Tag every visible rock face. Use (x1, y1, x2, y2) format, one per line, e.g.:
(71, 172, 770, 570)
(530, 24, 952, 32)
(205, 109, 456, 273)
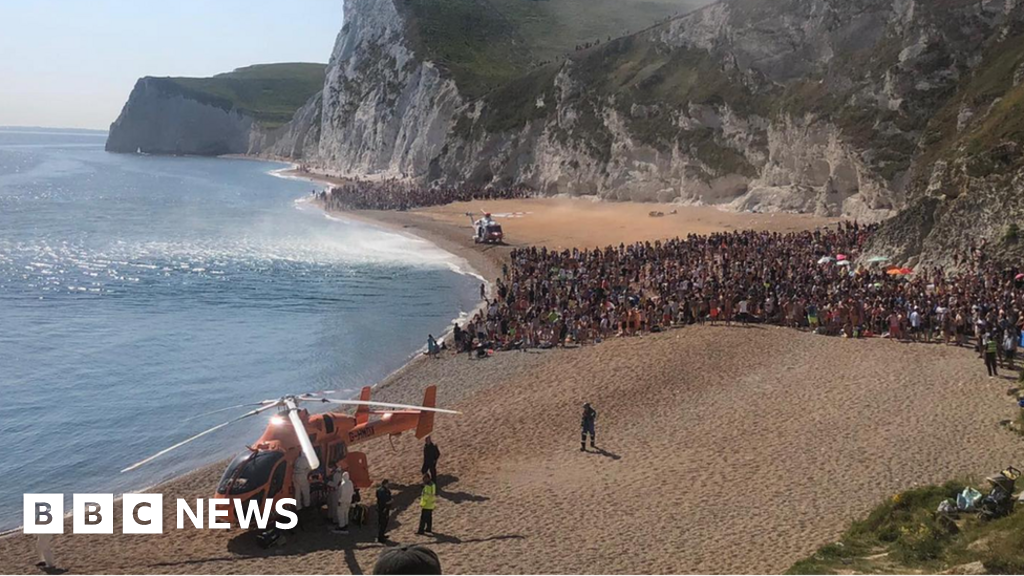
(271, 0, 1023, 233)
(106, 78, 256, 155)
(106, 63, 327, 156)
(111, 0, 1024, 261)
(312, 0, 463, 178)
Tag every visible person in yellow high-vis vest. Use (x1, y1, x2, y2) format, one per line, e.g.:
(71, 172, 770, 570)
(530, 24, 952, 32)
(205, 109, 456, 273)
(984, 332, 999, 378)
(416, 473, 436, 535)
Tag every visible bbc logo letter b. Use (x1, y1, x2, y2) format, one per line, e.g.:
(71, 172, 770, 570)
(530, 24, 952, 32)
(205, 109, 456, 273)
(73, 494, 114, 534)
(23, 494, 63, 534)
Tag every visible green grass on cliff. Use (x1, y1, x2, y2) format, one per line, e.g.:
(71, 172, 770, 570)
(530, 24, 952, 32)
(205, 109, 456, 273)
(788, 480, 1024, 575)
(394, 0, 710, 99)
(151, 63, 326, 130)
(912, 29, 1024, 185)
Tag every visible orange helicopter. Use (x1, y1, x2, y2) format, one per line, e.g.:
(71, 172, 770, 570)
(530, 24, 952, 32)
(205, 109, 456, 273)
(122, 385, 457, 522)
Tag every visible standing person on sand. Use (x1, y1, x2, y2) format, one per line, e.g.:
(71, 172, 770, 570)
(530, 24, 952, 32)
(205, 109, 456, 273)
(376, 479, 393, 544)
(984, 332, 999, 378)
(581, 402, 597, 452)
(327, 466, 342, 525)
(422, 436, 440, 484)
(1002, 328, 1017, 371)
(293, 456, 312, 510)
(416, 473, 437, 535)
(35, 534, 55, 571)
(334, 471, 354, 534)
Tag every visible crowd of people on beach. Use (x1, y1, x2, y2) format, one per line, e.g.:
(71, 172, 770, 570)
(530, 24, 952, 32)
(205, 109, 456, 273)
(314, 180, 534, 211)
(449, 222, 1024, 376)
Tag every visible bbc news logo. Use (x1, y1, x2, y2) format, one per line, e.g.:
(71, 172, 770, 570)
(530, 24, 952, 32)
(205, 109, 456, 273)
(23, 494, 297, 534)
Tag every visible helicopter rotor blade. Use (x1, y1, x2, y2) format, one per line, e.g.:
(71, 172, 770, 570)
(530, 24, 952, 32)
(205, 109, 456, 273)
(185, 400, 277, 421)
(305, 398, 461, 415)
(121, 403, 280, 473)
(284, 399, 320, 470)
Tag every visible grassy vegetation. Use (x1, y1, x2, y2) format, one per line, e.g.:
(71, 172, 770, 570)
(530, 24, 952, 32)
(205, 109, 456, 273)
(394, 0, 709, 99)
(472, 63, 561, 134)
(911, 29, 1024, 182)
(153, 63, 326, 130)
(788, 480, 1024, 575)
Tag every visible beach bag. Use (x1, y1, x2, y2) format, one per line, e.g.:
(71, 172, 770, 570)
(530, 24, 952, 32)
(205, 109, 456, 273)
(350, 503, 367, 526)
(936, 498, 957, 515)
(256, 527, 284, 549)
(957, 487, 983, 511)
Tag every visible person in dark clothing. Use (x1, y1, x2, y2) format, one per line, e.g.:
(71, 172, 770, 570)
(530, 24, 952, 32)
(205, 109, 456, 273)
(376, 479, 393, 543)
(453, 324, 463, 354)
(581, 402, 597, 452)
(422, 437, 440, 483)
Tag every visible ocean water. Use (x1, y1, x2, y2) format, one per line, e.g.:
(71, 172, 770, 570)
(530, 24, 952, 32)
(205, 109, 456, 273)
(0, 128, 480, 529)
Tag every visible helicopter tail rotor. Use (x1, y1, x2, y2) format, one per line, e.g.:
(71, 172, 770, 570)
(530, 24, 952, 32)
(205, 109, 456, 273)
(415, 385, 437, 439)
(355, 386, 371, 426)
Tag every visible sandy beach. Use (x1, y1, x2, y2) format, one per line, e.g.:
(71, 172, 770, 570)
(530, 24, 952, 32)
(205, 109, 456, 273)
(3, 196, 1021, 574)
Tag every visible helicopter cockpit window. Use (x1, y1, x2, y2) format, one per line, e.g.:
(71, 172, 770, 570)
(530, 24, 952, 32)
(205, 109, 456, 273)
(217, 450, 284, 495)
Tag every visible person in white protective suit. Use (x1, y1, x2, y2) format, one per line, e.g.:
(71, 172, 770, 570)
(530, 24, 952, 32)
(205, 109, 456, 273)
(327, 466, 343, 524)
(35, 534, 55, 570)
(292, 456, 312, 510)
(334, 471, 355, 534)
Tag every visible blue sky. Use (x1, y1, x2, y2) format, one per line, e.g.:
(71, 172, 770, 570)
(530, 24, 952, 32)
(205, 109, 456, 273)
(0, 1, 343, 130)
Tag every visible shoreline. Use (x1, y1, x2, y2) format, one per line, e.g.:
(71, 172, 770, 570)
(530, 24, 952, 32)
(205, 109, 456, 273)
(4, 168, 1023, 573)
(0, 160, 498, 536)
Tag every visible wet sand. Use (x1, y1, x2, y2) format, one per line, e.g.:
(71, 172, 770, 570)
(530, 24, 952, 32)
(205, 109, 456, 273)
(2, 197, 1019, 574)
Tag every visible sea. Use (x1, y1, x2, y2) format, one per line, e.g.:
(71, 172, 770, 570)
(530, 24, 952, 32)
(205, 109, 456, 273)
(0, 128, 481, 530)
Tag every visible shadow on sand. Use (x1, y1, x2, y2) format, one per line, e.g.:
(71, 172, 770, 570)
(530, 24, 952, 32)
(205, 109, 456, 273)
(151, 475, 499, 574)
(584, 446, 622, 460)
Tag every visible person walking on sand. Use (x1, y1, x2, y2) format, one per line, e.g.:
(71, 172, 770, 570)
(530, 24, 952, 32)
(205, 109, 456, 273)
(984, 332, 999, 378)
(416, 473, 437, 535)
(35, 534, 55, 571)
(581, 402, 597, 451)
(376, 479, 393, 543)
(422, 436, 440, 484)
(293, 456, 312, 510)
(334, 471, 354, 534)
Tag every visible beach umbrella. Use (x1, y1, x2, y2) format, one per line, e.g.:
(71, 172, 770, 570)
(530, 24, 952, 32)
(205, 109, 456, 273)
(836, 260, 851, 266)
(817, 256, 834, 264)
(836, 254, 847, 261)
(866, 255, 890, 263)
(1016, 273, 1024, 281)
